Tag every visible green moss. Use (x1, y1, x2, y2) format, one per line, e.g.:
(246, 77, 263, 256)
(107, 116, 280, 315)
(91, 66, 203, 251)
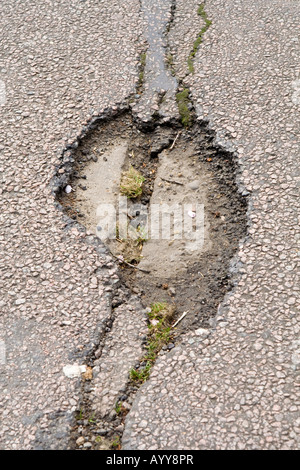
(140, 52, 147, 67)
(115, 401, 122, 415)
(139, 71, 144, 83)
(176, 88, 193, 127)
(188, 3, 212, 74)
(166, 52, 176, 76)
(138, 52, 147, 88)
(129, 303, 175, 384)
(111, 435, 121, 449)
(187, 57, 194, 74)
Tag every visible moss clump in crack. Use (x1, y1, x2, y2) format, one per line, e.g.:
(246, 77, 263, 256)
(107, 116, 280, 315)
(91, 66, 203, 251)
(115, 401, 122, 415)
(111, 435, 121, 450)
(176, 88, 193, 128)
(188, 3, 212, 74)
(129, 302, 175, 384)
(140, 52, 147, 68)
(166, 52, 176, 77)
(138, 52, 147, 89)
(115, 400, 130, 419)
(120, 166, 145, 199)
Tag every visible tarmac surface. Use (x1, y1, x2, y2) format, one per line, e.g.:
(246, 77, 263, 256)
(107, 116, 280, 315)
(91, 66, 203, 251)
(0, 0, 299, 450)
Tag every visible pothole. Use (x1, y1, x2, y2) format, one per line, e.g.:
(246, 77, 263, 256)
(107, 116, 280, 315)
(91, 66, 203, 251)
(55, 108, 247, 336)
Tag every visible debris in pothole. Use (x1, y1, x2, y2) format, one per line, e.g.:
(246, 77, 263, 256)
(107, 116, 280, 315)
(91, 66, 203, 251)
(64, 185, 72, 194)
(172, 310, 188, 329)
(187, 210, 196, 218)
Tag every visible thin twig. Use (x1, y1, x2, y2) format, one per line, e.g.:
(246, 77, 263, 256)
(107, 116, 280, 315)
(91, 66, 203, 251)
(171, 311, 188, 328)
(110, 252, 150, 273)
(160, 177, 184, 186)
(122, 260, 150, 273)
(170, 131, 181, 150)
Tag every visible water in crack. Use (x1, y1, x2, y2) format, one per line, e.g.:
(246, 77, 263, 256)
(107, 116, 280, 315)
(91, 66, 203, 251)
(142, 0, 177, 92)
(135, 0, 178, 122)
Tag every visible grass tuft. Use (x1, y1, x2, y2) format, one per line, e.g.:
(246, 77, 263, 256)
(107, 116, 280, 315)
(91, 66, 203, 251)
(176, 88, 193, 128)
(120, 166, 145, 199)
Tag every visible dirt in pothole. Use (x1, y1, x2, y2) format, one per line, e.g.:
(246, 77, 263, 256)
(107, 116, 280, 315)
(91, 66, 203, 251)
(57, 110, 247, 335)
